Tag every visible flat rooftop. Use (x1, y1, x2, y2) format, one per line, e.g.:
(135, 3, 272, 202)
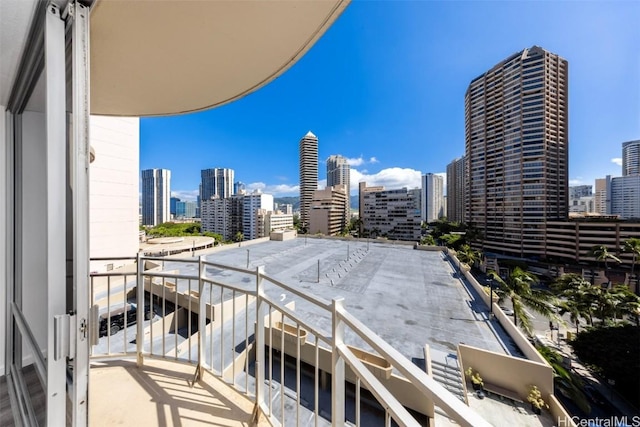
(163, 237, 516, 362)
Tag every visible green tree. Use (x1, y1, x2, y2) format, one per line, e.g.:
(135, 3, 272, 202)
(489, 267, 557, 335)
(202, 231, 223, 244)
(420, 235, 435, 246)
(570, 325, 640, 406)
(464, 223, 484, 244)
(456, 244, 480, 267)
(440, 233, 464, 250)
(536, 345, 591, 415)
(588, 245, 621, 286)
(608, 284, 640, 325)
(234, 231, 244, 242)
(552, 274, 595, 331)
(623, 237, 640, 294)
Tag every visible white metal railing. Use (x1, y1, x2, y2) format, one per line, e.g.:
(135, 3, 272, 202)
(89, 254, 489, 427)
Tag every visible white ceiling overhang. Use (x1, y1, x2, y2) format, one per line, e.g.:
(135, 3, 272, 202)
(90, 0, 349, 117)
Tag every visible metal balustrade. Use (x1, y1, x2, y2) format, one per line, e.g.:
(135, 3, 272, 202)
(89, 255, 489, 427)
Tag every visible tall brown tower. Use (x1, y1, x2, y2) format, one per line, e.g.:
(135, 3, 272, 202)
(465, 46, 568, 258)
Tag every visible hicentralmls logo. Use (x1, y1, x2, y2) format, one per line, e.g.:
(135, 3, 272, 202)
(557, 416, 640, 427)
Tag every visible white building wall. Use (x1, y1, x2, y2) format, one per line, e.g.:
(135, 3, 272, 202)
(243, 193, 274, 240)
(611, 175, 640, 219)
(89, 116, 140, 271)
(422, 173, 443, 223)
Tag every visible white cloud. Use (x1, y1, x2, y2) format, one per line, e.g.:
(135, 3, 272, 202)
(171, 189, 199, 201)
(351, 167, 422, 192)
(246, 182, 299, 196)
(346, 156, 379, 167)
(569, 178, 584, 186)
(611, 157, 622, 166)
(346, 156, 366, 167)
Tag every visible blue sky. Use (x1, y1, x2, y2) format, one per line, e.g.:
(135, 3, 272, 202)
(140, 1, 640, 201)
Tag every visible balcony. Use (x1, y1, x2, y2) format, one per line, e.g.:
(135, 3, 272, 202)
(86, 253, 486, 427)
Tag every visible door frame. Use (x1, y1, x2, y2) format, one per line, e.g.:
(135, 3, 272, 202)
(4, 2, 91, 425)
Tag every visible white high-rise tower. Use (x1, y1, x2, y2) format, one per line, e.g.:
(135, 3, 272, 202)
(299, 131, 318, 229)
(141, 168, 171, 226)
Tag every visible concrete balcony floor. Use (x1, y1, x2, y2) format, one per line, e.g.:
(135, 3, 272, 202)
(90, 359, 271, 426)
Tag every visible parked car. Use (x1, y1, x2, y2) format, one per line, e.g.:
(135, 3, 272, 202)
(99, 303, 153, 336)
(499, 306, 514, 316)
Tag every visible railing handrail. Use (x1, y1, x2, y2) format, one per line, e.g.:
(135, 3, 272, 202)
(90, 256, 137, 262)
(260, 293, 332, 346)
(334, 303, 491, 427)
(90, 254, 489, 427)
(261, 274, 332, 311)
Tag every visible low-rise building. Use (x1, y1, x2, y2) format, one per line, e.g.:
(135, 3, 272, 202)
(257, 209, 294, 237)
(360, 184, 421, 241)
(309, 185, 348, 236)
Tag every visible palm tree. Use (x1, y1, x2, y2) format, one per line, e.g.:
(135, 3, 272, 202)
(588, 245, 621, 286)
(623, 237, 640, 294)
(456, 244, 480, 267)
(551, 274, 594, 332)
(488, 267, 557, 335)
(608, 284, 640, 325)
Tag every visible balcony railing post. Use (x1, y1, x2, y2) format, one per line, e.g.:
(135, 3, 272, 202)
(197, 255, 205, 380)
(136, 252, 144, 367)
(255, 265, 266, 408)
(331, 298, 345, 427)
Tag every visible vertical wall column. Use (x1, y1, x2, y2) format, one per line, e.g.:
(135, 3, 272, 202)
(331, 298, 345, 426)
(44, 3, 67, 424)
(255, 265, 266, 412)
(70, 2, 91, 426)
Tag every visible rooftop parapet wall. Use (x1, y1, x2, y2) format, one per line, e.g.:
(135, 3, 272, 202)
(445, 249, 548, 365)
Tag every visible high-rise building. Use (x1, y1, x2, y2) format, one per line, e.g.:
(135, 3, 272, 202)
(569, 185, 592, 199)
(465, 46, 568, 258)
(275, 203, 293, 215)
(326, 154, 350, 210)
(622, 140, 640, 176)
(201, 195, 244, 241)
(359, 181, 384, 236)
(421, 173, 444, 223)
(176, 201, 197, 218)
(446, 157, 466, 223)
(360, 184, 421, 241)
(200, 168, 234, 205)
(141, 168, 171, 226)
(243, 191, 274, 240)
(309, 185, 348, 236)
(170, 197, 180, 216)
(234, 181, 246, 195)
(594, 177, 610, 215)
(606, 175, 640, 220)
(326, 155, 350, 188)
(569, 185, 594, 214)
(299, 131, 318, 230)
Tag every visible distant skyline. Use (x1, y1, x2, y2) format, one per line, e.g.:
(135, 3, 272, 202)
(140, 1, 639, 201)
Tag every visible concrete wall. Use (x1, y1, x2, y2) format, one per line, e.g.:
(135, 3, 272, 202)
(446, 249, 547, 365)
(89, 116, 140, 272)
(414, 245, 446, 251)
(458, 344, 553, 403)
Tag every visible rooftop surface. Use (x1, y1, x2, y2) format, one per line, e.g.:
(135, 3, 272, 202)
(164, 237, 515, 363)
